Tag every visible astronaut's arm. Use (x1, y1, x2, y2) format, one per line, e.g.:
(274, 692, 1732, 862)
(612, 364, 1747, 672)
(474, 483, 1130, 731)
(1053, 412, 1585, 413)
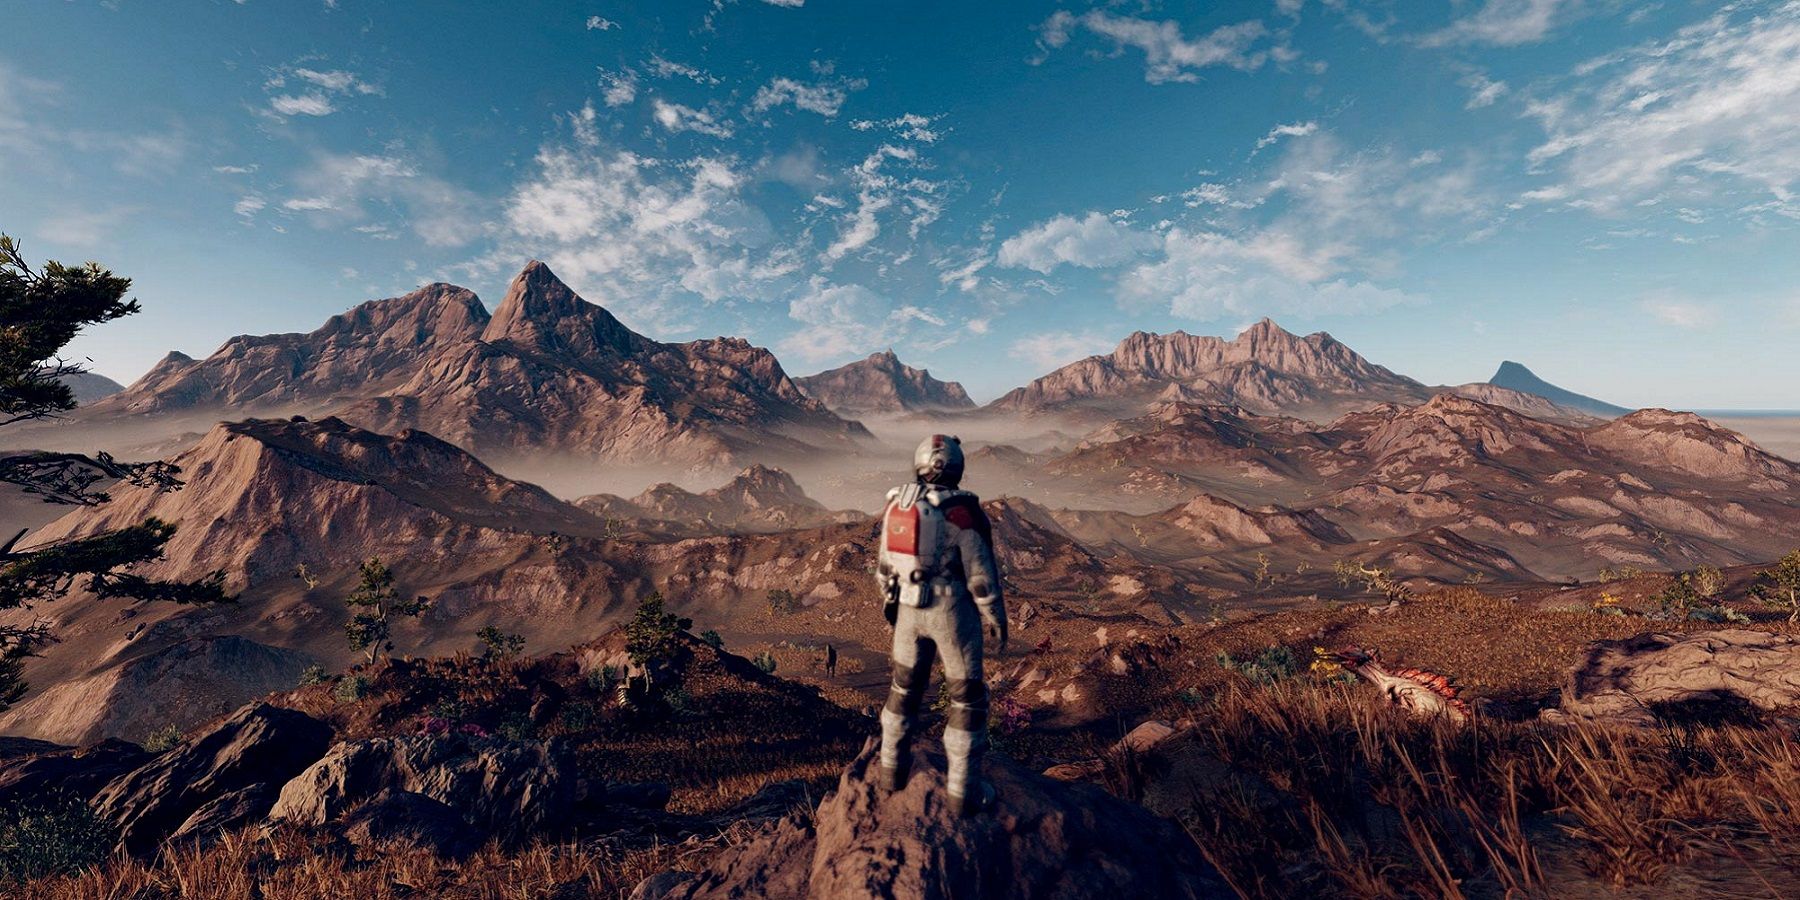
(948, 499, 1006, 648)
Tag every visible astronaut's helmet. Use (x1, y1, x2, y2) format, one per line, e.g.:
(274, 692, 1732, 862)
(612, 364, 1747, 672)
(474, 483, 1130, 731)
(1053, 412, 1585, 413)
(913, 434, 965, 488)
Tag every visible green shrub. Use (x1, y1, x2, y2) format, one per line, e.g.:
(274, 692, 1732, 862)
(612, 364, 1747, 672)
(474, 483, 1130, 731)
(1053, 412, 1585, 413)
(476, 625, 526, 660)
(1217, 645, 1301, 685)
(142, 723, 182, 753)
(752, 651, 778, 674)
(0, 795, 114, 884)
(332, 674, 370, 703)
(699, 629, 724, 650)
(297, 664, 329, 687)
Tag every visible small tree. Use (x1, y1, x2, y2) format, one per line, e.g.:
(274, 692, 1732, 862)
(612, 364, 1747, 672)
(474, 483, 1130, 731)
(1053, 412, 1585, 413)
(1652, 572, 1704, 619)
(0, 235, 231, 712)
(1751, 551, 1800, 623)
(343, 558, 430, 665)
(623, 592, 690, 689)
(476, 625, 525, 660)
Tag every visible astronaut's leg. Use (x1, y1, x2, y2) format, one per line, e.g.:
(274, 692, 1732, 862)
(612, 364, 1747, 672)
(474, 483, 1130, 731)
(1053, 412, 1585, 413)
(878, 605, 936, 792)
(934, 598, 989, 816)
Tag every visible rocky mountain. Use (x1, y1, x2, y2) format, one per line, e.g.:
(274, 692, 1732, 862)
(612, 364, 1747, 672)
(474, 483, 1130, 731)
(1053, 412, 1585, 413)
(60, 371, 125, 405)
(1488, 360, 1629, 418)
(71, 262, 868, 470)
(575, 465, 864, 534)
(795, 350, 975, 416)
(987, 319, 1592, 424)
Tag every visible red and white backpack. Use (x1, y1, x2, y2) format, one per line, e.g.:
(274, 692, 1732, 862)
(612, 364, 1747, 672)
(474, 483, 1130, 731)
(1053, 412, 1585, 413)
(881, 482, 948, 607)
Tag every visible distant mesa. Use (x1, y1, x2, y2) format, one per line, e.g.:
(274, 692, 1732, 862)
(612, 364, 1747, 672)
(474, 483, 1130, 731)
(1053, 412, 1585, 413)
(1487, 360, 1630, 418)
(795, 349, 976, 416)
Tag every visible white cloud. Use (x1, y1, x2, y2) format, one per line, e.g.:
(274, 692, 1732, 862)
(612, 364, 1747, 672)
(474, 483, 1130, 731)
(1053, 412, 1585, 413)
(1643, 298, 1717, 328)
(750, 74, 865, 118)
(585, 15, 618, 30)
(600, 69, 639, 107)
(213, 163, 259, 174)
(762, 0, 804, 6)
(777, 278, 959, 362)
(1420, 0, 1572, 47)
(1036, 10, 1279, 83)
(1462, 73, 1508, 109)
(849, 113, 941, 143)
(269, 93, 336, 117)
(1253, 120, 1318, 153)
(263, 63, 380, 118)
(282, 152, 482, 246)
(494, 126, 791, 326)
(996, 212, 1157, 273)
(233, 194, 267, 218)
(289, 68, 380, 95)
(823, 143, 948, 261)
(1524, 3, 1800, 215)
(1119, 227, 1419, 320)
(646, 54, 720, 85)
(651, 99, 734, 138)
(1009, 331, 1114, 372)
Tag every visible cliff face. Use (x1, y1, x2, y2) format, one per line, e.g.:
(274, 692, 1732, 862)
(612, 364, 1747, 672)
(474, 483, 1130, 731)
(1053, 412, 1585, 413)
(76, 262, 868, 470)
(795, 350, 975, 416)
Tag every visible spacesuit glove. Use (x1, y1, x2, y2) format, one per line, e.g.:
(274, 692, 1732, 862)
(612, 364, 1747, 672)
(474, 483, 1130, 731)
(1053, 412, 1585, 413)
(980, 605, 1008, 653)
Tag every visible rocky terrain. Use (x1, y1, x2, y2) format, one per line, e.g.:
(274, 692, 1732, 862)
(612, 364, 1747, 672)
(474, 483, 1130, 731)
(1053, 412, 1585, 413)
(795, 349, 975, 416)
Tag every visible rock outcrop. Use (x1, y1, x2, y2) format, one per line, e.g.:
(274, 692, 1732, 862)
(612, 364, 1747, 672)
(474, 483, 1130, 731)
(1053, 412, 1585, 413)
(796, 350, 976, 416)
(1552, 630, 1800, 726)
(636, 741, 1228, 899)
(0, 636, 316, 747)
(91, 703, 333, 855)
(268, 734, 577, 847)
(576, 464, 864, 533)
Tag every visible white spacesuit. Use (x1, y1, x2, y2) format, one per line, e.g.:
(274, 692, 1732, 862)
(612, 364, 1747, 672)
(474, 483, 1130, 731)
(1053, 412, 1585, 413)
(875, 434, 1007, 816)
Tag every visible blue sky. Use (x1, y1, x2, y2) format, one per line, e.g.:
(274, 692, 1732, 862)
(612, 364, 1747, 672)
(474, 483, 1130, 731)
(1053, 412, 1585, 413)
(4, 0, 1799, 408)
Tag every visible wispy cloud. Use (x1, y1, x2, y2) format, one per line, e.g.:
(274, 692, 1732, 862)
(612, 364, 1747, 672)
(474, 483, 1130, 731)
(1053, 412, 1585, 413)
(1525, 3, 1800, 215)
(1035, 9, 1280, 83)
(1643, 298, 1717, 328)
(651, 99, 735, 138)
(996, 212, 1156, 273)
(1419, 0, 1574, 47)
(1009, 331, 1114, 372)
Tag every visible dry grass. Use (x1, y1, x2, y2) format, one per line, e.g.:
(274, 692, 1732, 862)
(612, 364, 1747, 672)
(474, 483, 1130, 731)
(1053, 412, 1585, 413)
(1168, 681, 1800, 898)
(15, 825, 689, 900)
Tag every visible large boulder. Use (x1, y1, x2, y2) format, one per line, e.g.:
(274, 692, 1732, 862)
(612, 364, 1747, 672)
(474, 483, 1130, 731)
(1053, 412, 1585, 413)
(0, 739, 149, 808)
(1552, 629, 1800, 726)
(636, 740, 1229, 900)
(267, 735, 575, 847)
(90, 703, 333, 855)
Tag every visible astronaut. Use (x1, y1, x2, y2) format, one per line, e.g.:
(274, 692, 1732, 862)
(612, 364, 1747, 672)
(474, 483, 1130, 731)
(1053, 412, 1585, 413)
(875, 434, 1007, 816)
